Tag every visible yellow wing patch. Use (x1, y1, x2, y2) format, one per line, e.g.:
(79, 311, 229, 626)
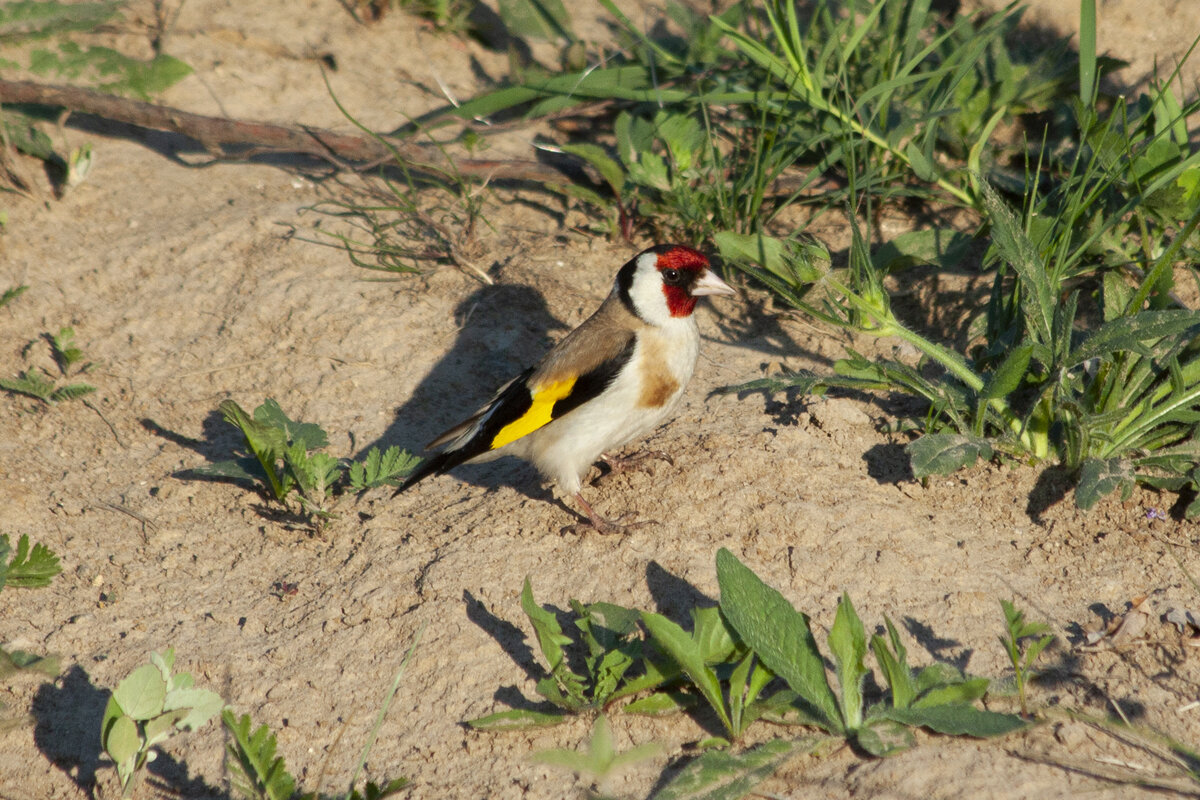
(490, 377, 576, 449)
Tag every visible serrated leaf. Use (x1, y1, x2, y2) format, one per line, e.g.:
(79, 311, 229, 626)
(521, 578, 586, 705)
(112, 663, 167, 720)
(254, 399, 327, 451)
(465, 708, 567, 730)
(649, 738, 810, 800)
(1075, 457, 1134, 510)
(979, 180, 1055, 345)
(855, 717, 915, 757)
(0, 284, 28, 309)
(0, 369, 56, 402)
(348, 446, 419, 491)
(222, 710, 296, 800)
(715, 549, 841, 733)
(907, 433, 994, 478)
(49, 383, 95, 402)
(883, 703, 1026, 737)
(3, 534, 61, 588)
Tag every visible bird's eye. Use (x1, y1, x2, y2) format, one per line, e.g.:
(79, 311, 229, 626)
(662, 268, 682, 285)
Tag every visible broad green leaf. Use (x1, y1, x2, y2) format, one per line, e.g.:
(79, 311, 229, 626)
(828, 594, 867, 729)
(465, 708, 566, 730)
(1075, 457, 1134, 510)
(884, 704, 1026, 738)
(103, 713, 141, 772)
(112, 663, 167, 721)
(690, 606, 737, 664)
(908, 433, 993, 478)
(650, 738, 810, 800)
(714, 231, 821, 284)
(641, 612, 730, 733)
(915, 662, 967, 693)
(715, 549, 841, 733)
(143, 708, 190, 748)
(904, 140, 937, 182)
(855, 717, 915, 757)
(254, 399, 327, 451)
(521, 578, 585, 703)
(28, 44, 191, 100)
(162, 687, 224, 731)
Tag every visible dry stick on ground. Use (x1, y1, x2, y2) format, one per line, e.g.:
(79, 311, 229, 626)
(0, 78, 567, 183)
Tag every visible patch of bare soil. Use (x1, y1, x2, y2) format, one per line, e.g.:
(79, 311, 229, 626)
(2, 2, 1200, 798)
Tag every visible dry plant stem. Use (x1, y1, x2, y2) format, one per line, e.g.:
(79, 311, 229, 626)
(0, 79, 566, 183)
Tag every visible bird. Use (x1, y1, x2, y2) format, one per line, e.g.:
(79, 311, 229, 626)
(395, 244, 734, 532)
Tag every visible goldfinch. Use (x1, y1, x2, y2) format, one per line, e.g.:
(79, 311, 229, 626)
(396, 244, 734, 531)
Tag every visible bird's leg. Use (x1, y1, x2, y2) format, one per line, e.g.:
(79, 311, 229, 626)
(568, 492, 652, 535)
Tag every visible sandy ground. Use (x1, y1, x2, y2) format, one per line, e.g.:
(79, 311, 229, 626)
(2, 1, 1200, 798)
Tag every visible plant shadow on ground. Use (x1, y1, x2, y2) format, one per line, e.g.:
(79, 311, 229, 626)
(31, 664, 111, 795)
(463, 589, 555, 714)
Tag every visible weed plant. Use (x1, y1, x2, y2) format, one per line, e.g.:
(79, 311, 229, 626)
(472, 551, 1028, 798)
(0, 326, 96, 405)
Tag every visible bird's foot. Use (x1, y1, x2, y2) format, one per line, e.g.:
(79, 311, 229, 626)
(592, 450, 675, 484)
(565, 493, 654, 535)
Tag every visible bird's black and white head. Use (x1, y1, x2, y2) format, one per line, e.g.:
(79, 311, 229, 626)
(615, 244, 734, 326)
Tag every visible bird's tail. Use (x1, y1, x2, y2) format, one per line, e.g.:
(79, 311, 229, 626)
(392, 449, 466, 496)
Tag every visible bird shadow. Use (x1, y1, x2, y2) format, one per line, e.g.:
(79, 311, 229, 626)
(363, 282, 570, 500)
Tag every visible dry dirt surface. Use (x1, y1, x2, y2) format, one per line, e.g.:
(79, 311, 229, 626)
(3, 2, 1200, 799)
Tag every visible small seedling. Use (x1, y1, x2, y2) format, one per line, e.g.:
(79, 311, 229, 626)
(100, 648, 223, 797)
(195, 398, 418, 529)
(999, 599, 1054, 715)
(533, 714, 660, 791)
(0, 326, 96, 404)
(468, 579, 663, 730)
(0, 284, 27, 309)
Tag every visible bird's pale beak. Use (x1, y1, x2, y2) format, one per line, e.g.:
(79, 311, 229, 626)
(690, 269, 736, 297)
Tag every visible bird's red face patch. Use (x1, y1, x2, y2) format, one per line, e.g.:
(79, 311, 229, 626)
(656, 246, 710, 318)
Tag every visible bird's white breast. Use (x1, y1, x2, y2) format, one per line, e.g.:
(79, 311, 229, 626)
(512, 316, 700, 495)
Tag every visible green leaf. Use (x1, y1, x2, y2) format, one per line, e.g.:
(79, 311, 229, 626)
(112, 663, 167, 721)
(222, 710, 296, 800)
(641, 611, 731, 733)
(0, 369, 56, 403)
(828, 594, 867, 729)
(912, 677, 990, 708)
(870, 229, 973, 273)
(0, 647, 60, 679)
(870, 618, 915, 709)
(558, 143, 626, 196)
(0, 1, 119, 41)
(49, 383, 95, 402)
(714, 231, 822, 284)
(254, 399, 327, 451)
(907, 433, 994, 479)
(162, 686, 224, 732)
(715, 549, 841, 733)
(497, 0, 574, 41)
(28, 44, 191, 99)
(982, 343, 1033, 400)
(650, 738, 811, 800)
(103, 713, 141, 781)
(0, 284, 28, 309)
(1075, 457, 1134, 510)
(855, 717, 915, 757)
(521, 578, 586, 706)
(883, 704, 1027, 738)
(465, 708, 567, 730)
(905, 140, 937, 182)
(348, 446, 420, 491)
(624, 691, 695, 715)
(2, 534, 61, 588)
(979, 180, 1055, 345)
(0, 112, 56, 161)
